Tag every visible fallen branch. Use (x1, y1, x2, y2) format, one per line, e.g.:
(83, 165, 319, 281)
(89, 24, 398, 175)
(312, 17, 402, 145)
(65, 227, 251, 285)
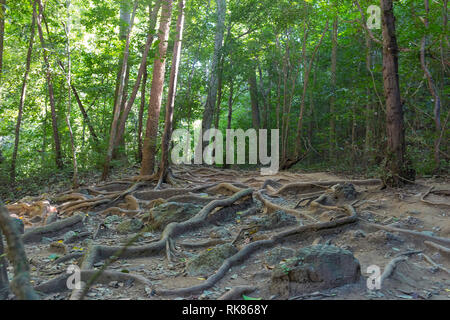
(380, 256, 407, 285)
(420, 253, 450, 275)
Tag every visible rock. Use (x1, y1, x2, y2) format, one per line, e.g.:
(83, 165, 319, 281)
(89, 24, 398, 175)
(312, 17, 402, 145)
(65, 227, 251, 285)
(230, 274, 238, 279)
(270, 245, 361, 297)
(115, 218, 144, 234)
(186, 243, 238, 277)
(63, 231, 77, 242)
(210, 227, 231, 239)
(248, 210, 297, 231)
(41, 237, 53, 244)
(264, 247, 296, 265)
(331, 183, 358, 200)
(49, 241, 67, 254)
(104, 215, 122, 225)
(145, 202, 202, 230)
(366, 230, 403, 244)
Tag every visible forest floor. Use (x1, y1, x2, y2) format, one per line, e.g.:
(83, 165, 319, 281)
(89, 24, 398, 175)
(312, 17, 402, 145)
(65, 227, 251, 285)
(3, 165, 450, 300)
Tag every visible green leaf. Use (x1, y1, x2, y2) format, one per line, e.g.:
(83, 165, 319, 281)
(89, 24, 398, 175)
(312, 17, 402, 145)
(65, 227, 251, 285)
(242, 294, 262, 300)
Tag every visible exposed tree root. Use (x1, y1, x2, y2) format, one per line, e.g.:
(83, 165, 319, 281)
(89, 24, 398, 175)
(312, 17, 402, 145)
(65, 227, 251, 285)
(380, 256, 407, 285)
(52, 252, 84, 265)
(178, 239, 228, 248)
(34, 269, 152, 296)
(218, 286, 257, 300)
(423, 241, 450, 256)
(165, 194, 218, 205)
(154, 204, 357, 296)
(420, 186, 450, 208)
(255, 189, 318, 222)
(274, 179, 382, 195)
(22, 214, 85, 244)
(366, 223, 450, 246)
(79, 189, 254, 270)
(206, 182, 244, 195)
(96, 207, 140, 217)
(420, 253, 450, 275)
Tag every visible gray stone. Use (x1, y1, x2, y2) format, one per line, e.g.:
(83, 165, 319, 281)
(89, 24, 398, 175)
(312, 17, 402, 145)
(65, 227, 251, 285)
(186, 243, 238, 277)
(104, 215, 122, 225)
(41, 237, 53, 244)
(115, 218, 144, 234)
(210, 227, 231, 239)
(270, 245, 361, 297)
(248, 210, 298, 231)
(63, 231, 77, 242)
(146, 202, 202, 231)
(264, 247, 296, 265)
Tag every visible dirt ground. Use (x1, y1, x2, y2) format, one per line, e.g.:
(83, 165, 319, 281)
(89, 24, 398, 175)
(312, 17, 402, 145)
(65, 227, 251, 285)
(3, 166, 449, 300)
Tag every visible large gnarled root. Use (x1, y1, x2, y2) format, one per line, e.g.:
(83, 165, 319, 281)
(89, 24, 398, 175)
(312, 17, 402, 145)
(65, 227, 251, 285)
(78, 188, 255, 271)
(22, 214, 85, 244)
(154, 204, 357, 296)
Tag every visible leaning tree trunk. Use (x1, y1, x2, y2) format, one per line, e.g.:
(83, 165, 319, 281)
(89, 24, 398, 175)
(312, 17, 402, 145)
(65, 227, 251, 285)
(156, 0, 185, 188)
(35, 0, 63, 170)
(380, 0, 413, 186)
(10, 1, 36, 185)
(140, 0, 173, 176)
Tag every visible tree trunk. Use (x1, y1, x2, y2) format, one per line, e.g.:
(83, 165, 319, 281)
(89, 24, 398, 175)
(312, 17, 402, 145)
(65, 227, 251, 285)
(248, 68, 261, 130)
(380, 0, 413, 186)
(157, 0, 185, 187)
(102, 0, 138, 180)
(420, 0, 442, 172)
(0, 230, 9, 299)
(364, 34, 373, 167)
(35, 0, 63, 170)
(329, 16, 337, 163)
(63, 0, 78, 188)
(137, 66, 147, 163)
(0, 0, 5, 82)
(293, 21, 328, 162)
(10, 1, 36, 185)
(199, 0, 226, 150)
(140, 0, 173, 176)
(115, 0, 162, 155)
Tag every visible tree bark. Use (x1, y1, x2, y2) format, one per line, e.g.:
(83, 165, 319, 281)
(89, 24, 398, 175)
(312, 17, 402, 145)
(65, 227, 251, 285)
(10, 1, 36, 185)
(0, 0, 5, 82)
(420, 0, 442, 172)
(380, 0, 413, 186)
(115, 0, 162, 155)
(35, 0, 63, 170)
(157, 0, 185, 187)
(293, 21, 328, 162)
(199, 0, 226, 150)
(248, 67, 261, 130)
(329, 16, 337, 163)
(140, 0, 173, 176)
(102, 0, 139, 180)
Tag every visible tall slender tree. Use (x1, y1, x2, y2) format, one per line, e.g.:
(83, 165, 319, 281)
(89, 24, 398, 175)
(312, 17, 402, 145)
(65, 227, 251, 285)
(140, 0, 173, 176)
(156, 0, 186, 188)
(10, 1, 36, 185)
